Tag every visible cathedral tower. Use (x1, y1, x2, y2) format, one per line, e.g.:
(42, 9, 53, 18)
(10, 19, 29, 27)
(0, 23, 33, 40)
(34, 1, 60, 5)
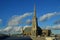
(31, 3, 42, 37)
(32, 4, 38, 37)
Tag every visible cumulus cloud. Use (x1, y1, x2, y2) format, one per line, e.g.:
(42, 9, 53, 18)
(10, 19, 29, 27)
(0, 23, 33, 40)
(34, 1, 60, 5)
(3, 26, 21, 32)
(39, 12, 60, 22)
(46, 24, 60, 30)
(52, 24, 60, 30)
(26, 19, 32, 25)
(8, 13, 32, 26)
(0, 12, 32, 34)
(3, 26, 12, 32)
(54, 19, 60, 24)
(0, 25, 31, 34)
(45, 26, 51, 29)
(1, 26, 22, 34)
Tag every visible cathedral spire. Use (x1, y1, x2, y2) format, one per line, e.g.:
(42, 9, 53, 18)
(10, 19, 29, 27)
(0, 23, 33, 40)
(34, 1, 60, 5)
(31, 3, 38, 37)
(34, 3, 36, 17)
(31, 3, 42, 37)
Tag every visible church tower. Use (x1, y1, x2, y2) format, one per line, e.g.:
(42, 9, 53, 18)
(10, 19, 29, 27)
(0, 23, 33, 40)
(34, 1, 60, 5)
(31, 3, 42, 37)
(32, 4, 38, 37)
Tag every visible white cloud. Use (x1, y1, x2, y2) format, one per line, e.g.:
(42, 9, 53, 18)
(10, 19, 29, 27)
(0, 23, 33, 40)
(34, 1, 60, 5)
(46, 24, 60, 30)
(8, 13, 32, 26)
(52, 24, 60, 30)
(3, 26, 12, 32)
(0, 25, 31, 34)
(39, 12, 60, 22)
(2, 26, 22, 34)
(45, 26, 51, 29)
(3, 26, 21, 32)
(0, 12, 32, 34)
(54, 19, 60, 24)
(26, 19, 32, 25)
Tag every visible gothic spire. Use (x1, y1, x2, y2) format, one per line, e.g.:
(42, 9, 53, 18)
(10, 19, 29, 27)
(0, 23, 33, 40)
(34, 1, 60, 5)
(34, 3, 36, 17)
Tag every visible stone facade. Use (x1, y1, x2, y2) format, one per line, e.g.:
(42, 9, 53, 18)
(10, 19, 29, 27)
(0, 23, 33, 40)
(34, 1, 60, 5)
(42, 29, 51, 36)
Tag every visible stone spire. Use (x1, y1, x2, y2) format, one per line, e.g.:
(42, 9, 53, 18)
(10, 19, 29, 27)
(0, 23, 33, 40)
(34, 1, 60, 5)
(33, 3, 37, 29)
(34, 3, 36, 17)
(32, 3, 38, 37)
(31, 3, 42, 37)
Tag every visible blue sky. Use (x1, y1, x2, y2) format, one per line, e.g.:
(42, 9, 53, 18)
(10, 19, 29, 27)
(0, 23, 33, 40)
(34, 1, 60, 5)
(0, 0, 60, 34)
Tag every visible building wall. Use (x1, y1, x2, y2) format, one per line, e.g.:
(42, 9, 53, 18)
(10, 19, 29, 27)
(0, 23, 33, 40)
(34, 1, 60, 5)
(23, 28, 51, 37)
(42, 30, 51, 36)
(45, 37, 55, 40)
